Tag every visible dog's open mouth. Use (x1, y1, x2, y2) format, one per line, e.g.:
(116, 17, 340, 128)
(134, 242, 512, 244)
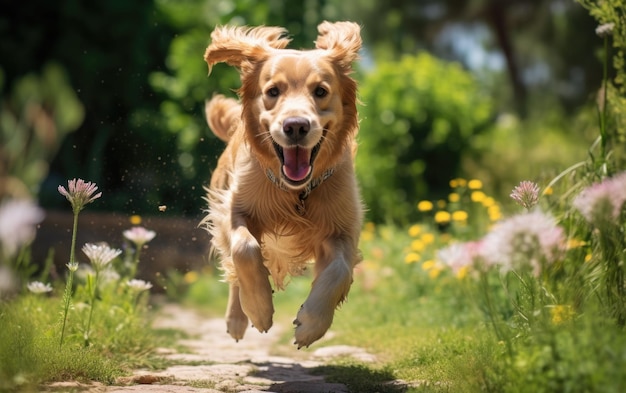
(273, 142, 322, 186)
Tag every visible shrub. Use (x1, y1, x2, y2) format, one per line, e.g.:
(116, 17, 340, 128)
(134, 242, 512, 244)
(356, 53, 493, 223)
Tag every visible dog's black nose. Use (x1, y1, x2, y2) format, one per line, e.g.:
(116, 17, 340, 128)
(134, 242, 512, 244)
(283, 117, 310, 139)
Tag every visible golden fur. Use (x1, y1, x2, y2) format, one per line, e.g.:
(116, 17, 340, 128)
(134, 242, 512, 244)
(202, 21, 363, 348)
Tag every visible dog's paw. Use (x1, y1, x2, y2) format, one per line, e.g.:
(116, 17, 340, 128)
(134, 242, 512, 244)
(293, 303, 334, 349)
(226, 312, 249, 342)
(239, 285, 274, 333)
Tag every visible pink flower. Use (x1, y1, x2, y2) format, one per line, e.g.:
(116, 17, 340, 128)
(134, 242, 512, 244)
(479, 211, 566, 276)
(573, 172, 626, 225)
(58, 178, 102, 213)
(123, 226, 156, 247)
(437, 240, 483, 275)
(510, 181, 540, 210)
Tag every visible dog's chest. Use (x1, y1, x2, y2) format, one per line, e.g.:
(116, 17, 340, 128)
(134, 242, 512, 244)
(261, 233, 313, 289)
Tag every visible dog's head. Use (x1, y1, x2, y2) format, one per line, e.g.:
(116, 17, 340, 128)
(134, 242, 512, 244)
(205, 21, 361, 189)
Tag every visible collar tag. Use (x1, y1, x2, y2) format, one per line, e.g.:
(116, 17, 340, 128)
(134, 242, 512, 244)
(265, 167, 335, 215)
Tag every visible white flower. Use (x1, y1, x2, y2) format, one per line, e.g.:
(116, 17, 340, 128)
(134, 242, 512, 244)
(27, 281, 53, 294)
(126, 279, 153, 292)
(0, 199, 45, 258)
(596, 23, 615, 37)
(82, 243, 122, 270)
(66, 261, 79, 272)
(123, 226, 156, 247)
(100, 267, 120, 284)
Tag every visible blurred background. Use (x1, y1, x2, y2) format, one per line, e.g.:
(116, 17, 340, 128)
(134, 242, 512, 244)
(0, 0, 605, 225)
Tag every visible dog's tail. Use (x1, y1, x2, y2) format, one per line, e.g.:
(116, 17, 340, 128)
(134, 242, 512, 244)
(205, 94, 241, 142)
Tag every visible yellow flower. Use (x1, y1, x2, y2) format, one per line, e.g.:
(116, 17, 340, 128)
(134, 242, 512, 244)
(550, 305, 575, 324)
(411, 239, 426, 252)
(421, 232, 435, 245)
(456, 265, 469, 280)
(451, 210, 468, 222)
(488, 205, 502, 221)
(584, 253, 592, 263)
(421, 260, 436, 270)
(452, 178, 468, 188)
(405, 252, 420, 264)
(408, 224, 422, 237)
(470, 191, 487, 203)
(482, 197, 496, 208)
(363, 222, 376, 233)
(468, 179, 483, 189)
(380, 227, 394, 241)
(567, 239, 587, 249)
(429, 267, 442, 279)
(361, 230, 374, 242)
(417, 200, 434, 212)
(448, 193, 460, 203)
(130, 215, 142, 225)
(184, 270, 199, 284)
(543, 186, 554, 196)
(437, 200, 446, 209)
(434, 211, 451, 224)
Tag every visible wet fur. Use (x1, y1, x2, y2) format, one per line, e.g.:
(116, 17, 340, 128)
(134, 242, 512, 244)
(202, 21, 363, 348)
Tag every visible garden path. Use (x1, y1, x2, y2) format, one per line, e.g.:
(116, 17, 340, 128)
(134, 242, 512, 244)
(48, 303, 378, 393)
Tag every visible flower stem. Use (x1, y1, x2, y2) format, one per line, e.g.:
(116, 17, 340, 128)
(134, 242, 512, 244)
(59, 211, 79, 348)
(84, 270, 99, 347)
(598, 34, 609, 167)
(130, 247, 141, 279)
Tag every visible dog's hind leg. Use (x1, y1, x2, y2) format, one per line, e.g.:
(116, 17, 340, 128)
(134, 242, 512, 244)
(225, 283, 248, 341)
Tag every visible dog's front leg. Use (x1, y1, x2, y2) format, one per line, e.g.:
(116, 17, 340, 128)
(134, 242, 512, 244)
(230, 217, 274, 333)
(294, 237, 356, 348)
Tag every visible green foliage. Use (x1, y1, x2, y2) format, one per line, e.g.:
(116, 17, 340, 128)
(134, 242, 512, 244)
(356, 53, 492, 223)
(0, 63, 84, 199)
(577, 0, 626, 93)
(461, 108, 594, 201)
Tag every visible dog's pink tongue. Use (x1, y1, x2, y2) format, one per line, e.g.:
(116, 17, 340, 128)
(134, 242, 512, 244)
(282, 146, 311, 182)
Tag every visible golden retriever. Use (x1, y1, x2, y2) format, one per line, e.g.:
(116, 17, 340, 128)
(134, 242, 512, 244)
(202, 21, 363, 348)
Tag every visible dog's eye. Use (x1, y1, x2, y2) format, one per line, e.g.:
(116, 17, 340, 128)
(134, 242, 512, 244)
(266, 87, 280, 97)
(314, 86, 328, 98)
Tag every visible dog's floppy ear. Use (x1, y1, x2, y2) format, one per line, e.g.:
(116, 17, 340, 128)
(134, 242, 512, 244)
(204, 25, 291, 73)
(315, 21, 362, 70)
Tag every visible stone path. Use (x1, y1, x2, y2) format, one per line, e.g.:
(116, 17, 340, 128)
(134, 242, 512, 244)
(48, 304, 378, 393)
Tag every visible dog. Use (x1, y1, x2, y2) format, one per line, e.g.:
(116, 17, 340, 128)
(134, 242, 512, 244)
(202, 21, 363, 349)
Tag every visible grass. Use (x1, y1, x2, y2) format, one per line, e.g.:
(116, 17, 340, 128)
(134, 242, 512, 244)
(181, 169, 626, 393)
(1, 296, 123, 390)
